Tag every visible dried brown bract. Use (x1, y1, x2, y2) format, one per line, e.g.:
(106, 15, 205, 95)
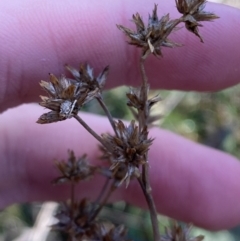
(53, 200, 131, 241)
(53, 150, 96, 184)
(52, 199, 97, 239)
(127, 86, 162, 124)
(37, 64, 109, 124)
(127, 86, 160, 111)
(175, 0, 219, 42)
(161, 222, 204, 241)
(117, 4, 181, 58)
(101, 120, 153, 186)
(100, 224, 131, 241)
(37, 74, 82, 123)
(66, 63, 109, 92)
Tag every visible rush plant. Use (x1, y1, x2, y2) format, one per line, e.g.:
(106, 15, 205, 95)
(37, 0, 219, 240)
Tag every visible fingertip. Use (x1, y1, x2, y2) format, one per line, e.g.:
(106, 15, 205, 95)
(1, 0, 240, 112)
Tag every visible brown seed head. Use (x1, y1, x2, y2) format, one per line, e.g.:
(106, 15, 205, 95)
(126, 86, 162, 125)
(161, 221, 204, 241)
(66, 63, 109, 91)
(53, 150, 96, 184)
(127, 86, 161, 110)
(52, 199, 97, 239)
(101, 120, 153, 186)
(117, 4, 181, 59)
(37, 64, 109, 124)
(101, 224, 131, 241)
(52, 200, 131, 240)
(175, 0, 219, 42)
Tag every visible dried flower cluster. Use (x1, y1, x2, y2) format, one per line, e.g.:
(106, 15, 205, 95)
(175, 0, 219, 42)
(161, 222, 204, 241)
(52, 199, 130, 241)
(37, 64, 109, 124)
(127, 85, 162, 125)
(102, 120, 153, 187)
(37, 1, 218, 240)
(117, 0, 218, 59)
(53, 150, 96, 184)
(117, 4, 181, 59)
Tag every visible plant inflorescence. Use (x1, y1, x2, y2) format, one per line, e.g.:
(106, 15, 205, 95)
(37, 0, 218, 240)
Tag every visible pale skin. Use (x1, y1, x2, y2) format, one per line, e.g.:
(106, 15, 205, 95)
(0, 0, 240, 231)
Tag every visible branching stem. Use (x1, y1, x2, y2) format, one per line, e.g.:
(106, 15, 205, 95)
(139, 58, 148, 132)
(90, 184, 116, 221)
(94, 177, 110, 205)
(96, 96, 118, 136)
(139, 57, 160, 240)
(138, 177, 160, 241)
(74, 115, 105, 147)
(70, 182, 75, 219)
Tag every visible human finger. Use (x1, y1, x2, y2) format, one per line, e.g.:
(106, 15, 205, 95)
(1, 104, 240, 230)
(0, 1, 240, 113)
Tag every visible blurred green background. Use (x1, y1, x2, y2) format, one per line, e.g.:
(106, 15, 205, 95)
(1, 0, 240, 240)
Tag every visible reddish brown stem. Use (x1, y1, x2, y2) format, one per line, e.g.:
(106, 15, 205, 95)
(138, 177, 160, 241)
(96, 96, 118, 137)
(90, 184, 116, 222)
(74, 115, 105, 146)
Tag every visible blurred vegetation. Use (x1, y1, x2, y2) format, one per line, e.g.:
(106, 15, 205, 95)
(161, 89, 240, 158)
(1, 0, 239, 240)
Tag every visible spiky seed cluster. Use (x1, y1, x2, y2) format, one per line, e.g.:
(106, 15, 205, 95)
(127, 85, 162, 124)
(100, 225, 131, 241)
(37, 74, 84, 124)
(37, 64, 109, 124)
(52, 200, 130, 241)
(175, 0, 219, 42)
(52, 199, 96, 239)
(101, 120, 153, 186)
(117, 4, 181, 59)
(127, 86, 160, 110)
(161, 222, 204, 241)
(66, 64, 109, 92)
(53, 150, 96, 184)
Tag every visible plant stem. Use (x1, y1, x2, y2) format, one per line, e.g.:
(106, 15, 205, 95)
(138, 177, 160, 241)
(74, 115, 105, 146)
(142, 160, 151, 193)
(140, 58, 148, 94)
(139, 59, 152, 195)
(139, 58, 148, 132)
(139, 56, 160, 240)
(90, 184, 116, 222)
(96, 96, 118, 136)
(70, 182, 75, 219)
(94, 178, 110, 205)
